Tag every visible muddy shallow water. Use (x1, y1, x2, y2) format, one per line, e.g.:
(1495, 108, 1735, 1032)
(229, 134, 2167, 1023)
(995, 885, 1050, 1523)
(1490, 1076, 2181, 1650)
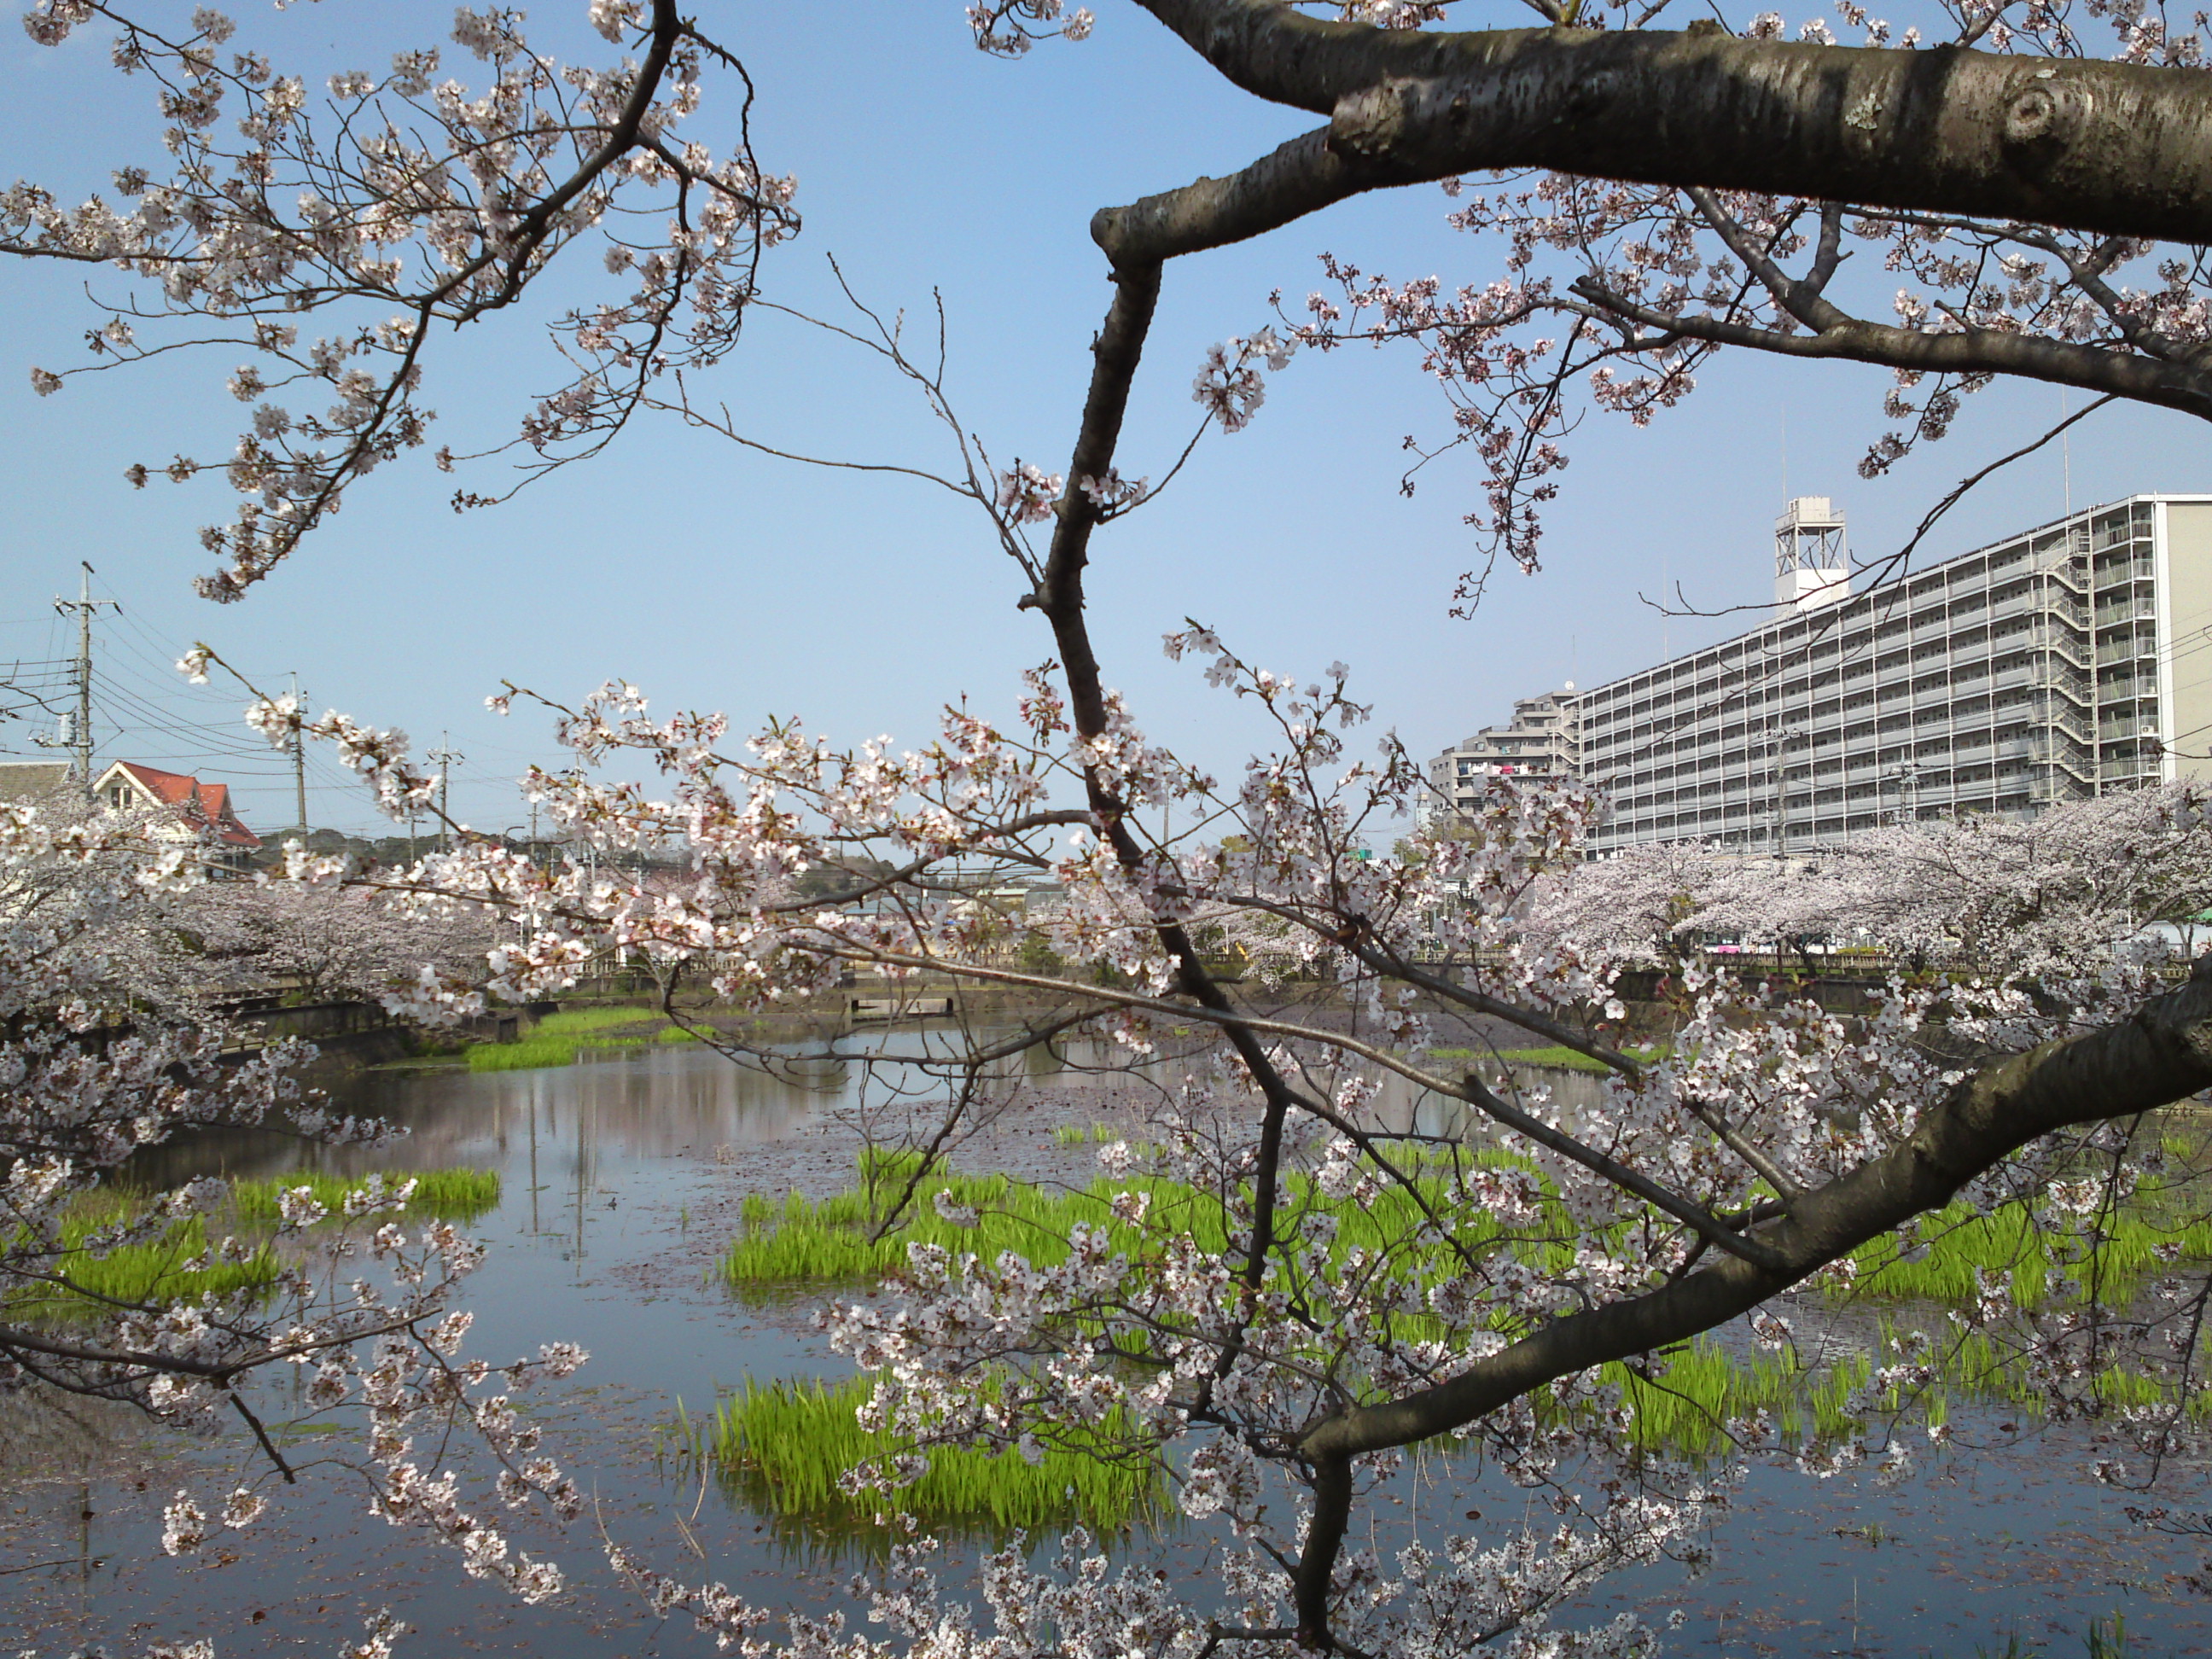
(3, 1033, 2209, 1656)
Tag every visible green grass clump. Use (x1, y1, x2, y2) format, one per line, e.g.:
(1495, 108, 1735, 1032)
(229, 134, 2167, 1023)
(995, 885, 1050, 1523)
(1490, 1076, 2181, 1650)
(9, 1167, 499, 1323)
(720, 1158, 1227, 1288)
(6, 1213, 279, 1322)
(724, 1150, 2212, 1461)
(535, 1005, 669, 1033)
(1602, 1339, 1878, 1455)
(1051, 1122, 1124, 1147)
(468, 1005, 672, 1070)
(1610, 1319, 2212, 1458)
(708, 1374, 1159, 1535)
(231, 1167, 500, 1223)
(469, 1035, 582, 1072)
(719, 1147, 1550, 1295)
(717, 1146, 1561, 1382)
(1844, 1196, 2212, 1309)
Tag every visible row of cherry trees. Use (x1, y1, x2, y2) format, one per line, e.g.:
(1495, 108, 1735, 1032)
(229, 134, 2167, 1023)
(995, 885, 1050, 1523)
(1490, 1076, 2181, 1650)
(2, 789, 494, 1010)
(1525, 783, 2212, 975)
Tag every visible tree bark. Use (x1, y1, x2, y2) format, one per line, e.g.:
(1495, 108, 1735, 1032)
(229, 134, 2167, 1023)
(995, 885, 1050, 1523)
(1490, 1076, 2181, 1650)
(1127, 0, 2212, 246)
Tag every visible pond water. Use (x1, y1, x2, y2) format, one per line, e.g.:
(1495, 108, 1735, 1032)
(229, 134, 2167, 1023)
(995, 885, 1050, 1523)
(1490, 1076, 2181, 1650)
(3, 1034, 2209, 1656)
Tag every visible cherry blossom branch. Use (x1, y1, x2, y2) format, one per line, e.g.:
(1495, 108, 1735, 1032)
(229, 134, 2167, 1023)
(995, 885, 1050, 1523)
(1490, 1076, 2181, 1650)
(1274, 957, 2212, 1622)
(1567, 265, 2212, 417)
(13, 3, 796, 599)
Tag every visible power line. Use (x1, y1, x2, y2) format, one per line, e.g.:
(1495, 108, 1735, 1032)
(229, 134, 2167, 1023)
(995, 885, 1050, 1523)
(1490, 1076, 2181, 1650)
(92, 675, 275, 746)
(90, 672, 292, 762)
(0, 655, 76, 743)
(8, 581, 538, 835)
(101, 636, 265, 723)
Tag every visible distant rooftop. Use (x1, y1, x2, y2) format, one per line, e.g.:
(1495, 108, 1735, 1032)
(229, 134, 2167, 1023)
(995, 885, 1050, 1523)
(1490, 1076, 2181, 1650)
(0, 760, 73, 804)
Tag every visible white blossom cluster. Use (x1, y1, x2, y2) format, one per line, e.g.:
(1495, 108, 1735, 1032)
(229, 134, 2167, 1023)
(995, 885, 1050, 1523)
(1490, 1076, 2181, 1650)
(1526, 783, 2212, 978)
(964, 0, 1095, 57)
(13, 3, 796, 602)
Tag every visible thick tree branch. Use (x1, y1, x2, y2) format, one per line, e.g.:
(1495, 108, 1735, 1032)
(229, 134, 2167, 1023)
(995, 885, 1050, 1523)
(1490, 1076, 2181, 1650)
(1131, 3, 2212, 245)
(1093, 125, 1414, 264)
(1301, 955, 2212, 1468)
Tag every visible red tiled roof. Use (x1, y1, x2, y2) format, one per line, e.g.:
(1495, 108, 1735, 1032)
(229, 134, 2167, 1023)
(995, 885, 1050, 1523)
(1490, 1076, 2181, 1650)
(196, 781, 261, 848)
(106, 761, 263, 850)
(114, 761, 198, 806)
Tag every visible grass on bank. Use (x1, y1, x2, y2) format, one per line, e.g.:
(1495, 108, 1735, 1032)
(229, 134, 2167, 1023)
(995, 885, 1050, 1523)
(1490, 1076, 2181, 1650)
(705, 1374, 1160, 1537)
(10, 1167, 501, 1321)
(467, 1006, 707, 1072)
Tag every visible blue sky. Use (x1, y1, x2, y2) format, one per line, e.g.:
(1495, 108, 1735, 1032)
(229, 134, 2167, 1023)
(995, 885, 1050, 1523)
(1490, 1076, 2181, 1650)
(0, 2, 2202, 835)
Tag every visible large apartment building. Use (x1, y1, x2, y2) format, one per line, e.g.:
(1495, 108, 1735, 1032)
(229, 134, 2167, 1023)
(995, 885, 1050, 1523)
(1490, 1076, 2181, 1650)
(1427, 493, 2212, 853)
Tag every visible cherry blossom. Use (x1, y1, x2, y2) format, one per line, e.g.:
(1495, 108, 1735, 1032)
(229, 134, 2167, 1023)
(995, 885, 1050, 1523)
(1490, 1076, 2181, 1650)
(11, 3, 796, 601)
(15, 3, 2212, 1654)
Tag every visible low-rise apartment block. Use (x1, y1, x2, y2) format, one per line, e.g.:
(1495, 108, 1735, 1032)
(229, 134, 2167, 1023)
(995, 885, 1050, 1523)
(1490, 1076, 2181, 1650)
(1423, 689, 1580, 824)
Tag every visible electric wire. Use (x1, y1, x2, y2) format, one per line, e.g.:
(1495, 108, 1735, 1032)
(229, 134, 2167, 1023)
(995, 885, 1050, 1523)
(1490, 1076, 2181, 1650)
(6, 588, 538, 832)
(90, 672, 294, 765)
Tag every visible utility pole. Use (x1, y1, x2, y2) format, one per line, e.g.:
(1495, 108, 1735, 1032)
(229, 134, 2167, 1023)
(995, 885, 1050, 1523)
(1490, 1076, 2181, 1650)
(42, 564, 117, 792)
(426, 733, 463, 853)
(288, 670, 310, 838)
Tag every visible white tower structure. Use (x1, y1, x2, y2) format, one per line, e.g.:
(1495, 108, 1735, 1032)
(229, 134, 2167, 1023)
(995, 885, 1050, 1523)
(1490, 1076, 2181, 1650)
(1774, 496, 1850, 614)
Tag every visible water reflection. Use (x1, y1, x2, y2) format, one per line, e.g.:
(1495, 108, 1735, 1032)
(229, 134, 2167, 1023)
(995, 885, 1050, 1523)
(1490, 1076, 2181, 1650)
(125, 1025, 1609, 1200)
(9, 1032, 2212, 1655)
(132, 1043, 852, 1190)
